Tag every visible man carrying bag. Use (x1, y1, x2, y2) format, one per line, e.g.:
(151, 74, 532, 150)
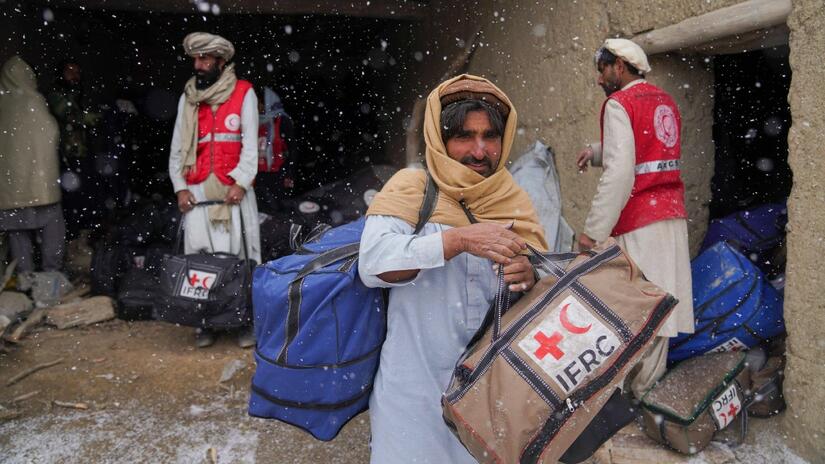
(167, 32, 261, 347)
(359, 74, 548, 463)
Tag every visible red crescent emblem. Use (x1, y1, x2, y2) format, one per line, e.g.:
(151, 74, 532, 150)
(560, 303, 591, 334)
(202, 277, 212, 289)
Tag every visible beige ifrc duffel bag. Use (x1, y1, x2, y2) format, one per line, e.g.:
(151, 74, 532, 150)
(441, 239, 677, 464)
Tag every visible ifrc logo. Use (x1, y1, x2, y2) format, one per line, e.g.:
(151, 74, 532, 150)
(517, 296, 620, 394)
(179, 269, 217, 300)
(710, 383, 741, 429)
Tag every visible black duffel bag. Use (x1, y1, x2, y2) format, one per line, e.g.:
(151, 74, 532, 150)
(154, 201, 256, 329)
(116, 267, 158, 321)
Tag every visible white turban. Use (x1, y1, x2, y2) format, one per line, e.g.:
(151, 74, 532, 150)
(600, 38, 651, 74)
(183, 32, 235, 61)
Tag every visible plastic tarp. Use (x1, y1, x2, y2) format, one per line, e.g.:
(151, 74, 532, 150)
(510, 141, 575, 252)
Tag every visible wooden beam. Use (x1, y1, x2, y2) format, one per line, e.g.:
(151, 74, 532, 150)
(632, 0, 791, 55)
(688, 24, 789, 55)
(43, 0, 428, 20)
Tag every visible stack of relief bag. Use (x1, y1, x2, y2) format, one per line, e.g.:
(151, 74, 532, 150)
(638, 202, 788, 455)
(442, 239, 678, 464)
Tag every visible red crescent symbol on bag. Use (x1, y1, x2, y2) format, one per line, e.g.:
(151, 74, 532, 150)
(202, 277, 211, 289)
(560, 303, 591, 334)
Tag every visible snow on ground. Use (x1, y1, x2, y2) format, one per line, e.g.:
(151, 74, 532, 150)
(1, 400, 259, 463)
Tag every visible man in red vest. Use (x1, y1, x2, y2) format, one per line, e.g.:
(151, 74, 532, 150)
(169, 32, 261, 348)
(576, 39, 694, 398)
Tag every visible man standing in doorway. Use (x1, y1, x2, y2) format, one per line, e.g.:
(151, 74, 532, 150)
(576, 38, 694, 398)
(48, 59, 101, 237)
(48, 60, 96, 163)
(168, 32, 261, 348)
(360, 74, 547, 463)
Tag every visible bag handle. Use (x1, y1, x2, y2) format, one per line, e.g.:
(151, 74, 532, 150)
(174, 199, 250, 261)
(457, 196, 513, 342)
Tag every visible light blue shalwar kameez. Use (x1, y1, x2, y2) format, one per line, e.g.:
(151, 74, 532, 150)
(358, 215, 498, 464)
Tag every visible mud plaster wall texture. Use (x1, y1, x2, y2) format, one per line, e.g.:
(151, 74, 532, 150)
(418, 0, 748, 254)
(782, 0, 825, 461)
(418, 1, 825, 459)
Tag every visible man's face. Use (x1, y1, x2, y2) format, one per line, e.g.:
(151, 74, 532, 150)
(63, 63, 81, 86)
(193, 54, 225, 89)
(597, 62, 622, 97)
(445, 110, 502, 178)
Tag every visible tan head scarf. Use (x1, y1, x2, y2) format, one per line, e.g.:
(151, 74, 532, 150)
(183, 32, 235, 61)
(179, 33, 239, 225)
(367, 74, 547, 251)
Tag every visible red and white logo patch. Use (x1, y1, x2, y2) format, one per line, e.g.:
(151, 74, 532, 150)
(653, 104, 678, 148)
(179, 269, 217, 300)
(224, 113, 241, 131)
(517, 296, 620, 394)
(711, 383, 742, 429)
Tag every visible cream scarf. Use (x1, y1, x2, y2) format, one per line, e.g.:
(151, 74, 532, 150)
(367, 74, 547, 251)
(181, 63, 238, 225)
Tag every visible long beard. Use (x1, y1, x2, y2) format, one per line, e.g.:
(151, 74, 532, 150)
(195, 67, 221, 90)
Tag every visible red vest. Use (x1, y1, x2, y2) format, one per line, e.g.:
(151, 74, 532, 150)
(185, 80, 254, 186)
(257, 116, 287, 173)
(600, 81, 687, 236)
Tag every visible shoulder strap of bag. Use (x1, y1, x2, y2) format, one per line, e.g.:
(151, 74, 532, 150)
(414, 171, 439, 234)
(279, 176, 438, 364)
(294, 170, 439, 276)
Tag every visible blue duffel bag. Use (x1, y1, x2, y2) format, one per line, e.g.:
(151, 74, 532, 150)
(249, 173, 438, 440)
(668, 242, 784, 364)
(700, 202, 787, 276)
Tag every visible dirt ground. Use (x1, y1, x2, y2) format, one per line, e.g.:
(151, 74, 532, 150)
(0, 319, 807, 464)
(0, 320, 371, 463)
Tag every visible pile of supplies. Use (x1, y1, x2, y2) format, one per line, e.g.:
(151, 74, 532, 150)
(641, 201, 788, 455)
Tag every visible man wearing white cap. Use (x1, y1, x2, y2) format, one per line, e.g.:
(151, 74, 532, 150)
(576, 38, 694, 397)
(168, 32, 261, 348)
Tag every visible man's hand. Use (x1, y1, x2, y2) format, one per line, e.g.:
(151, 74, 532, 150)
(224, 184, 246, 205)
(578, 233, 597, 251)
(500, 255, 536, 292)
(576, 145, 594, 172)
(177, 189, 197, 213)
(443, 222, 526, 265)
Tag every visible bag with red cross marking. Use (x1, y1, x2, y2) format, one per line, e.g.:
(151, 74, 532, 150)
(639, 351, 752, 455)
(154, 201, 256, 329)
(441, 238, 678, 464)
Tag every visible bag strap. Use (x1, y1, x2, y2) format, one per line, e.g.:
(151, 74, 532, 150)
(294, 243, 361, 281)
(529, 243, 634, 343)
(458, 199, 477, 225)
(414, 171, 439, 234)
(455, 196, 513, 342)
(277, 171, 440, 364)
(174, 199, 250, 261)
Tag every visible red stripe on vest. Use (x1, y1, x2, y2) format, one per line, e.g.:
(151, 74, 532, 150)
(599, 81, 687, 236)
(185, 80, 254, 186)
